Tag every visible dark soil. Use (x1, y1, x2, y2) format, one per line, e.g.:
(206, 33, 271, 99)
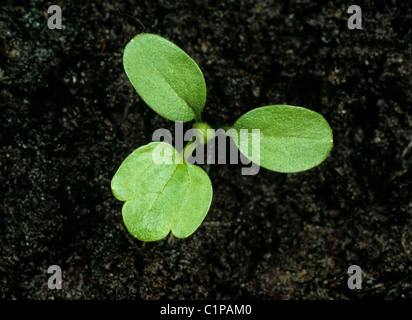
(1, 0, 411, 300)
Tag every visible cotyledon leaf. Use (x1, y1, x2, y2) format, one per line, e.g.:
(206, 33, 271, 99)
(111, 142, 213, 241)
(123, 33, 206, 122)
(231, 105, 333, 173)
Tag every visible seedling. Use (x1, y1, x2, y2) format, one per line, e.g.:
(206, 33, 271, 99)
(111, 33, 333, 242)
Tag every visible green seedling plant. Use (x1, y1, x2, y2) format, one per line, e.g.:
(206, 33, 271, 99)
(111, 33, 333, 242)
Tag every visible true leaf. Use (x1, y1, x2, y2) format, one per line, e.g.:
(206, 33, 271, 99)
(231, 105, 333, 173)
(123, 33, 206, 122)
(111, 142, 213, 241)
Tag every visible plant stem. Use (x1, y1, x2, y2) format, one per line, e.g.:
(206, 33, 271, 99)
(194, 111, 202, 123)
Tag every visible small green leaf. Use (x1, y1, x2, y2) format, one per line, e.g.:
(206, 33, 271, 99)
(111, 142, 213, 241)
(231, 105, 333, 173)
(123, 33, 206, 122)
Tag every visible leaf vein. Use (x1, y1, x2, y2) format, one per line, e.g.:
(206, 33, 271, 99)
(140, 49, 195, 115)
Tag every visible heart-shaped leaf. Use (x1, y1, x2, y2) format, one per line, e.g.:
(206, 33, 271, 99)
(111, 142, 213, 241)
(231, 105, 333, 173)
(123, 33, 206, 122)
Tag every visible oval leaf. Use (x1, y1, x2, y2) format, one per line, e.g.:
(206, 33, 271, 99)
(232, 105, 333, 173)
(123, 33, 206, 122)
(111, 142, 213, 241)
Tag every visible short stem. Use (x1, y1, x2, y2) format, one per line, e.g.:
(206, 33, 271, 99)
(194, 111, 202, 123)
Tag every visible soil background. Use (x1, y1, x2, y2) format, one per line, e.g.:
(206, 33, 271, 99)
(1, 0, 411, 300)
